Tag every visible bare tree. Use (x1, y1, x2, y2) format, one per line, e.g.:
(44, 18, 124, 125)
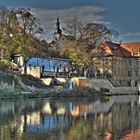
(5, 8, 44, 36)
(64, 17, 118, 51)
(63, 16, 83, 39)
(82, 23, 119, 53)
(0, 5, 8, 24)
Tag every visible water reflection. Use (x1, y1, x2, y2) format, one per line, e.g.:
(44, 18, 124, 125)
(0, 96, 140, 140)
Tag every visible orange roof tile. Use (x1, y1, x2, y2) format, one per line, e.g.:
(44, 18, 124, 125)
(100, 41, 131, 57)
(121, 42, 140, 53)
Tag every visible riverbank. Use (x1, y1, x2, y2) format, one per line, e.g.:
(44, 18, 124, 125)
(0, 73, 110, 99)
(1, 72, 140, 99)
(0, 86, 107, 99)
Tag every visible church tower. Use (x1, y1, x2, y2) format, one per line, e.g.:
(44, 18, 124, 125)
(53, 16, 62, 42)
(56, 16, 62, 34)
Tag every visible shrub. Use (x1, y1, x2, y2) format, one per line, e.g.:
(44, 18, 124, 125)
(0, 59, 13, 72)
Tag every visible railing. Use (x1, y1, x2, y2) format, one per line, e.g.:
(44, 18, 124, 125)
(42, 71, 79, 78)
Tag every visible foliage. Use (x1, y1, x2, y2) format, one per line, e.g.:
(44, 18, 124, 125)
(10, 33, 35, 57)
(59, 38, 91, 70)
(0, 42, 13, 60)
(0, 6, 46, 58)
(60, 17, 119, 71)
(65, 120, 92, 140)
(63, 17, 119, 60)
(0, 82, 14, 95)
(0, 74, 22, 96)
(0, 59, 14, 71)
(32, 39, 49, 57)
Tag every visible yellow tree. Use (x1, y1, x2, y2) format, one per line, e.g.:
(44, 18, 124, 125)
(59, 38, 91, 74)
(0, 8, 44, 58)
(0, 7, 45, 72)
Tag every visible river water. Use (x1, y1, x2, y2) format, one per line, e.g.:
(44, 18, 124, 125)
(0, 95, 140, 140)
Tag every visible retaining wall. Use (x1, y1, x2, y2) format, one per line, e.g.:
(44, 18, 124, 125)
(87, 78, 139, 95)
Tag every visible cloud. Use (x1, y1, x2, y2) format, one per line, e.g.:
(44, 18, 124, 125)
(121, 32, 140, 37)
(31, 5, 107, 41)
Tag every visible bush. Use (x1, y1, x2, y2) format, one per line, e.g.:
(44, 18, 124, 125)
(0, 59, 13, 72)
(100, 87, 110, 92)
(0, 82, 14, 95)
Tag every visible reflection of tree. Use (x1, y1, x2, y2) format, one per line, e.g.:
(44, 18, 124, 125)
(65, 120, 92, 140)
(0, 98, 140, 140)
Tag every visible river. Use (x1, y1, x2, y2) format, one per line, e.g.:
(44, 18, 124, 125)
(0, 95, 140, 140)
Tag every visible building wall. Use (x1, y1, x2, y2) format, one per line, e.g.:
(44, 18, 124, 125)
(14, 55, 24, 67)
(92, 56, 140, 87)
(112, 56, 128, 86)
(130, 57, 139, 86)
(111, 56, 140, 86)
(27, 66, 41, 78)
(91, 56, 112, 78)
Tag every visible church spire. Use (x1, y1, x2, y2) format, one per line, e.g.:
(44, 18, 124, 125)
(56, 16, 62, 34)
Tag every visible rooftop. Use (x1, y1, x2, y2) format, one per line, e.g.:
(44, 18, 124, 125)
(121, 42, 140, 53)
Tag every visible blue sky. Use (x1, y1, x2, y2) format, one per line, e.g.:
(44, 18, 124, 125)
(0, 0, 140, 42)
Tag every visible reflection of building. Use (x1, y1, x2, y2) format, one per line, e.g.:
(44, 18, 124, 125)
(92, 99, 140, 139)
(19, 112, 40, 134)
(0, 97, 140, 140)
(41, 102, 52, 115)
(26, 112, 40, 125)
(119, 128, 140, 140)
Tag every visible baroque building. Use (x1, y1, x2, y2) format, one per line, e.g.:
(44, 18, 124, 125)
(90, 41, 140, 86)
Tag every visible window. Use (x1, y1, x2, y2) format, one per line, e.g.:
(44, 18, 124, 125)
(128, 59, 131, 65)
(135, 71, 138, 76)
(128, 71, 131, 77)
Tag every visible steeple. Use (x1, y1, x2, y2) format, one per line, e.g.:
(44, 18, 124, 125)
(53, 16, 62, 42)
(56, 16, 62, 34)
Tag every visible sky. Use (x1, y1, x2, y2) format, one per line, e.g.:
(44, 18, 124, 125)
(0, 0, 140, 42)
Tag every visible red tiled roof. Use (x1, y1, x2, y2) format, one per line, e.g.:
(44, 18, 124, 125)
(121, 42, 140, 53)
(101, 41, 131, 57)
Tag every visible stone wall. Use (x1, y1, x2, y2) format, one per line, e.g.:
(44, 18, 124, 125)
(87, 78, 139, 95)
(87, 79, 114, 91)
